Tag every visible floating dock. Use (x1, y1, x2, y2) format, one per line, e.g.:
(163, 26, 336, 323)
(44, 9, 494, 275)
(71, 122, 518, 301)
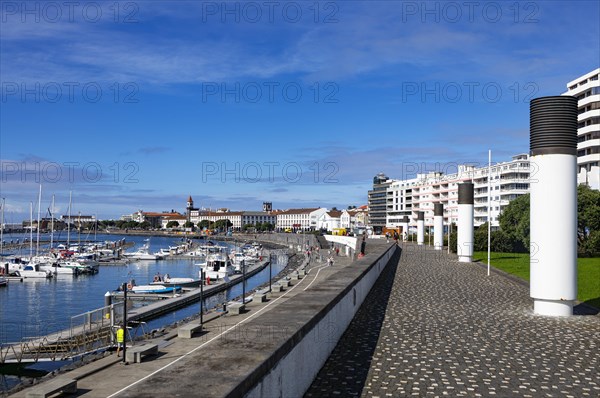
(116, 258, 270, 322)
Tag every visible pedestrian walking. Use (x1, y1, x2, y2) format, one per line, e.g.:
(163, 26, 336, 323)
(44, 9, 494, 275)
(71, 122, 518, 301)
(116, 324, 125, 357)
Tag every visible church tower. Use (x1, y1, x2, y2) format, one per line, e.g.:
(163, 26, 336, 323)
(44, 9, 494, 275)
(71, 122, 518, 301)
(187, 196, 194, 222)
(263, 202, 272, 213)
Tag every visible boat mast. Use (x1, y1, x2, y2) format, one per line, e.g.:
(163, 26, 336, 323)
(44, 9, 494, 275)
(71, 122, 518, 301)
(29, 201, 33, 258)
(78, 212, 81, 247)
(67, 191, 72, 248)
(36, 184, 42, 256)
(0, 198, 4, 260)
(50, 195, 55, 250)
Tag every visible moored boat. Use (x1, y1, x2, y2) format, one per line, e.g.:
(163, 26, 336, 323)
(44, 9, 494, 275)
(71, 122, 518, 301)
(196, 248, 235, 281)
(124, 241, 161, 260)
(150, 273, 202, 288)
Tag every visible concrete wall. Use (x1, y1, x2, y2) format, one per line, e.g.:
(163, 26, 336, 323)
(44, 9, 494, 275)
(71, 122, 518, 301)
(244, 244, 398, 398)
(232, 232, 318, 249)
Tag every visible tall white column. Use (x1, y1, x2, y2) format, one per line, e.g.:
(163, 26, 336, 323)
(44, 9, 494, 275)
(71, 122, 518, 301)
(416, 211, 424, 245)
(530, 96, 578, 316)
(457, 183, 474, 262)
(434, 203, 443, 250)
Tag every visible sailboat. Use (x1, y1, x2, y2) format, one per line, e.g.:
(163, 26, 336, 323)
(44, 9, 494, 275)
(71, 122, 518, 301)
(21, 188, 52, 278)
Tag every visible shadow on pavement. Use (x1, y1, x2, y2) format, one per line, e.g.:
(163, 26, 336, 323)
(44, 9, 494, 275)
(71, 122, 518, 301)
(304, 248, 401, 397)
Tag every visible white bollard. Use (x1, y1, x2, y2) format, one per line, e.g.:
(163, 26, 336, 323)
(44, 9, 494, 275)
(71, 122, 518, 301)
(417, 211, 425, 245)
(434, 203, 444, 250)
(457, 183, 474, 262)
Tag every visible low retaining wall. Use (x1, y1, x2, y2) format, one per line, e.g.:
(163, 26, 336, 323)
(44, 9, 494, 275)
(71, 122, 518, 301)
(242, 243, 399, 397)
(323, 235, 358, 256)
(227, 232, 319, 251)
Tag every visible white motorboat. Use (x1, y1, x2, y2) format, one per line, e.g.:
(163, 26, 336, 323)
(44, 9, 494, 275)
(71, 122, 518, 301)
(59, 260, 98, 274)
(14, 265, 53, 279)
(39, 262, 78, 275)
(197, 250, 235, 281)
(230, 252, 252, 273)
(155, 248, 172, 257)
(124, 241, 161, 260)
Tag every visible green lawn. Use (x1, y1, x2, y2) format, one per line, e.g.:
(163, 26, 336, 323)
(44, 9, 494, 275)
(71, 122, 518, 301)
(473, 252, 600, 309)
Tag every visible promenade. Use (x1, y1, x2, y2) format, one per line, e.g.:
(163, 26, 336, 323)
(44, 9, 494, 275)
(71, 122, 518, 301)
(8, 244, 359, 397)
(306, 243, 600, 397)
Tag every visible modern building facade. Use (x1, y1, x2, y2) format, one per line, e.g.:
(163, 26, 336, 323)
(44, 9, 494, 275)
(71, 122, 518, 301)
(367, 173, 393, 234)
(564, 68, 600, 190)
(370, 154, 530, 231)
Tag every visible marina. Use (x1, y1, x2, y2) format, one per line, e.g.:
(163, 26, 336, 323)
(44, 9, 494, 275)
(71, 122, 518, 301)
(0, 233, 291, 392)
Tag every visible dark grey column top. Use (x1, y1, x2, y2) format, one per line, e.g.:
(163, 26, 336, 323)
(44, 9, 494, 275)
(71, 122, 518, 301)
(417, 211, 424, 221)
(434, 203, 443, 216)
(458, 183, 474, 205)
(530, 96, 578, 156)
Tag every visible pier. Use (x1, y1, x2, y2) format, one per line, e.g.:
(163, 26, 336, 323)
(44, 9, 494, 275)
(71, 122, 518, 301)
(117, 257, 272, 322)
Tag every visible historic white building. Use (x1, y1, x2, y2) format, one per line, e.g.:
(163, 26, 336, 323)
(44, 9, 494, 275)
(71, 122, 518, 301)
(316, 210, 342, 231)
(274, 208, 327, 231)
(563, 68, 600, 190)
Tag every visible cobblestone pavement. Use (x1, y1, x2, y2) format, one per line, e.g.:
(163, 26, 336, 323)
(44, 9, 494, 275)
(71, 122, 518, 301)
(306, 243, 600, 397)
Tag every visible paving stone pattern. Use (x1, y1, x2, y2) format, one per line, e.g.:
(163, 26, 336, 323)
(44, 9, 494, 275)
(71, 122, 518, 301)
(306, 244, 600, 397)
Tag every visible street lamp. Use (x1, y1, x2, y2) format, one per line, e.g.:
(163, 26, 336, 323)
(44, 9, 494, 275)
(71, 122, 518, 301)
(121, 282, 128, 364)
(200, 269, 204, 326)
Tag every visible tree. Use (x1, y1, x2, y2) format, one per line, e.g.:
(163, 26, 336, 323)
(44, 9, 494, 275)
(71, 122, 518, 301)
(166, 220, 180, 229)
(578, 185, 600, 256)
(198, 220, 213, 230)
(474, 223, 516, 253)
(262, 222, 274, 231)
(125, 221, 140, 229)
(184, 221, 195, 230)
(449, 223, 457, 253)
(498, 193, 530, 252)
(474, 224, 488, 252)
(139, 221, 151, 230)
(213, 219, 232, 231)
(496, 186, 600, 255)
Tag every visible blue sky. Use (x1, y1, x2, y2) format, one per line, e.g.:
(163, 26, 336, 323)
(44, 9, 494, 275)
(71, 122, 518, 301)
(1, 0, 599, 220)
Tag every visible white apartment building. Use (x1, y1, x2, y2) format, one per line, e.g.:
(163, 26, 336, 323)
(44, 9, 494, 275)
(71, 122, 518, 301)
(564, 68, 600, 190)
(373, 154, 530, 230)
(275, 208, 328, 231)
(340, 207, 368, 229)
